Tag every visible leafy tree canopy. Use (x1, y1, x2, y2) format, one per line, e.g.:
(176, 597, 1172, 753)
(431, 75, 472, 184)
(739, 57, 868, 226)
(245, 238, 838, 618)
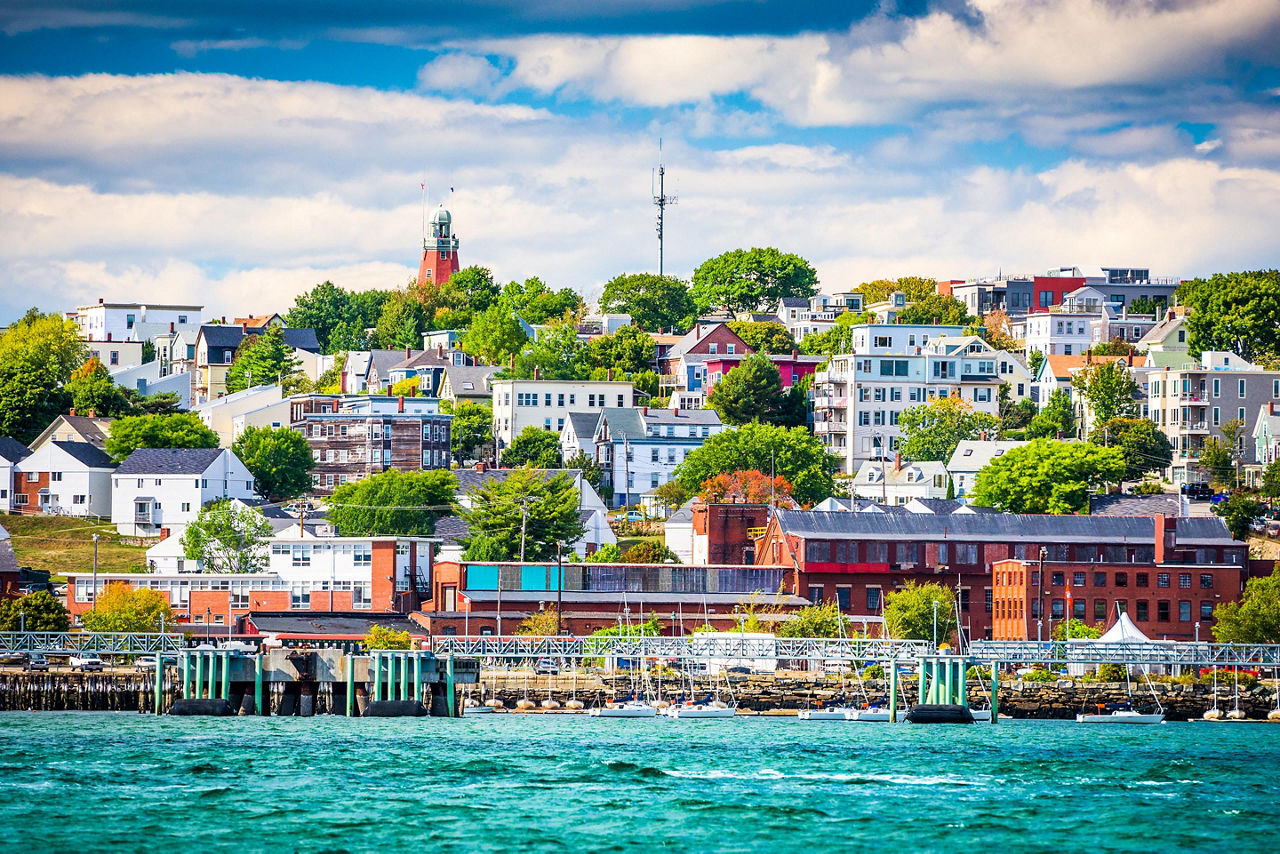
(66, 357, 130, 417)
(998, 383, 1038, 431)
(81, 582, 173, 633)
(226, 326, 304, 394)
(180, 500, 274, 573)
(698, 470, 794, 505)
(327, 468, 458, 536)
(1025, 388, 1077, 439)
(896, 294, 976, 326)
(516, 607, 561, 636)
(621, 540, 679, 564)
(564, 450, 603, 490)
(508, 320, 590, 380)
(727, 321, 796, 355)
(365, 625, 413, 649)
(1089, 417, 1173, 483)
(1052, 618, 1102, 640)
(502, 426, 563, 468)
(1262, 460, 1280, 500)
(1214, 570, 1280, 643)
(375, 286, 430, 350)
(1179, 270, 1280, 362)
(898, 396, 1000, 462)
(777, 601, 845, 638)
(460, 302, 529, 366)
(884, 581, 958, 643)
(0, 591, 70, 631)
(798, 311, 874, 356)
(857, 276, 937, 305)
(1212, 493, 1265, 541)
(691, 247, 818, 315)
(651, 479, 689, 513)
(439, 266, 500, 323)
(460, 466, 586, 562)
(586, 325, 656, 376)
(1198, 437, 1237, 486)
(970, 438, 1125, 514)
(286, 281, 391, 354)
(600, 273, 695, 332)
(105, 412, 219, 462)
(677, 422, 837, 506)
(451, 401, 493, 463)
(0, 309, 88, 444)
(501, 277, 583, 324)
(708, 354, 804, 427)
(231, 426, 314, 501)
(983, 309, 1019, 351)
(1071, 360, 1140, 424)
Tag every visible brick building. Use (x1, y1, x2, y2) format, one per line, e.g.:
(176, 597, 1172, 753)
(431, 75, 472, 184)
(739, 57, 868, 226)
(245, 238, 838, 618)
(752, 510, 1247, 641)
(289, 394, 452, 495)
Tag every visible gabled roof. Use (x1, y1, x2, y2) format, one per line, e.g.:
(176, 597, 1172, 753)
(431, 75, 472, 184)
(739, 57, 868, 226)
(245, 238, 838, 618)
(367, 349, 419, 378)
(564, 411, 600, 439)
(0, 436, 31, 464)
(948, 440, 1028, 473)
(598, 407, 722, 442)
(779, 297, 809, 308)
(1089, 493, 1187, 517)
(116, 447, 225, 475)
(1042, 354, 1126, 381)
(1173, 517, 1238, 546)
(50, 441, 115, 469)
(442, 364, 497, 395)
(31, 414, 114, 450)
(453, 468, 586, 494)
(198, 324, 320, 353)
(663, 322, 749, 361)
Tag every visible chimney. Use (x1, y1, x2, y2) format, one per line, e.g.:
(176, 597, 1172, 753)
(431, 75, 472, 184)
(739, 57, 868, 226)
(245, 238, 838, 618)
(69, 408, 76, 417)
(241, 322, 247, 332)
(1153, 514, 1166, 562)
(607, 368, 614, 381)
(222, 316, 226, 324)
(169, 321, 175, 333)
(893, 452, 901, 472)
(87, 408, 96, 418)
(437, 344, 444, 357)
(979, 431, 987, 442)
(398, 395, 405, 413)
(533, 366, 541, 380)
(405, 346, 411, 358)
(106, 332, 112, 342)
(642, 406, 648, 416)
(791, 349, 798, 359)
(98, 297, 103, 304)
(1126, 352, 1133, 367)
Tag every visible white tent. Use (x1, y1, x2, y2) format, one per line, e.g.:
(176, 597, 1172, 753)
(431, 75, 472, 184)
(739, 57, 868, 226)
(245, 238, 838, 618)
(1067, 611, 1171, 676)
(1097, 611, 1151, 643)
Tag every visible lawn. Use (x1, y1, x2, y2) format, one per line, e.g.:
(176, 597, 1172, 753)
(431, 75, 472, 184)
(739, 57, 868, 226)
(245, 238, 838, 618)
(617, 534, 665, 552)
(2, 515, 151, 579)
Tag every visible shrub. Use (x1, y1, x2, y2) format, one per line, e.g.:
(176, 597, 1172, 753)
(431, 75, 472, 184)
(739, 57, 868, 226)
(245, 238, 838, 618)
(1022, 669, 1057, 683)
(1097, 663, 1128, 682)
(364, 625, 412, 650)
(966, 665, 991, 682)
(861, 663, 885, 680)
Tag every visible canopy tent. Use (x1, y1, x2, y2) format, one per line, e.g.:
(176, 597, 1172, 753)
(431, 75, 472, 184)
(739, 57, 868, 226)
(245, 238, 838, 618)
(1066, 611, 1170, 675)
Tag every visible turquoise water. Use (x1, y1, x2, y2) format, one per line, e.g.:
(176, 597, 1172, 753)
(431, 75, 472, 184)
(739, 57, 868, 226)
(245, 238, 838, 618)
(1, 713, 1278, 853)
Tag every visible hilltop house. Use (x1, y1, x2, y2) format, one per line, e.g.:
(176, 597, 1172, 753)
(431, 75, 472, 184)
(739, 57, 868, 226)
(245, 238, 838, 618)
(111, 448, 257, 537)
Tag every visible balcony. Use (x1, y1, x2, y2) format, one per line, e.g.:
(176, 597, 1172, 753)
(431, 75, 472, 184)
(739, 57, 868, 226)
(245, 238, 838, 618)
(814, 421, 845, 435)
(1183, 422, 1210, 434)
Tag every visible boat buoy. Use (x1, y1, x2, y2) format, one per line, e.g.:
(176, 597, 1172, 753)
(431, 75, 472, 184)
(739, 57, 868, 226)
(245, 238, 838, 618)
(565, 699, 585, 711)
(1227, 709, 1246, 720)
(542, 698, 561, 710)
(1203, 708, 1223, 720)
(486, 699, 504, 709)
(1268, 709, 1280, 721)
(515, 699, 536, 711)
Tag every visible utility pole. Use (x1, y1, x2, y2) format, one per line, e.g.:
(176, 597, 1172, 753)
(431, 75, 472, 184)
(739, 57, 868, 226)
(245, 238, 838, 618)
(556, 541, 564, 636)
(652, 154, 677, 276)
(519, 499, 528, 563)
(92, 533, 99, 609)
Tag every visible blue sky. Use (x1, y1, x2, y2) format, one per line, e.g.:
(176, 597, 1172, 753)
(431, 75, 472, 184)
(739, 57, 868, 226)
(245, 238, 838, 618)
(2, 0, 1279, 321)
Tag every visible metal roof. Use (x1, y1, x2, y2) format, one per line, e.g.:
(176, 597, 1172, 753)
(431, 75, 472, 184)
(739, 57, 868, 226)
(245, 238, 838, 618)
(773, 509, 1168, 543)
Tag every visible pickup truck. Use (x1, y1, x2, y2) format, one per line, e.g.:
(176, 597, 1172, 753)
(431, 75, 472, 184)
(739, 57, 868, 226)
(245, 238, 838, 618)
(69, 652, 105, 672)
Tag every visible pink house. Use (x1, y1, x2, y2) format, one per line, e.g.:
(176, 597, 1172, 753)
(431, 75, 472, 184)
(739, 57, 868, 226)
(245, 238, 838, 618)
(703, 351, 827, 394)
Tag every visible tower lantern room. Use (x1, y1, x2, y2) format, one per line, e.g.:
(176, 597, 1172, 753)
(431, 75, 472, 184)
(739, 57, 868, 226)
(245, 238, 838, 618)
(418, 204, 460, 286)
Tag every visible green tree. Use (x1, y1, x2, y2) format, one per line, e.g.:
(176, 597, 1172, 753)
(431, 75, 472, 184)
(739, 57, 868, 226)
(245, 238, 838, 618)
(998, 383, 1037, 431)
(884, 581, 957, 643)
(65, 357, 128, 417)
(501, 277, 582, 324)
(898, 396, 1000, 462)
(105, 413, 219, 462)
(970, 439, 1125, 514)
(375, 288, 429, 349)
(285, 280, 351, 353)
(1198, 438, 1236, 486)
(80, 582, 173, 633)
(1071, 360, 1140, 424)
(799, 311, 872, 356)
(600, 273, 695, 332)
(727, 321, 796, 354)
(652, 479, 689, 513)
(564, 450, 603, 490)
(585, 543, 625, 563)
(857, 276, 937, 305)
(231, 426, 315, 501)
(896, 294, 976, 326)
(1128, 296, 1166, 316)
(708, 354, 795, 426)
(516, 607, 561, 636)
(180, 500, 273, 573)
(1089, 417, 1173, 483)
(460, 302, 529, 366)
(1213, 570, 1280, 643)
(1025, 389, 1077, 439)
(586, 325, 656, 376)
(460, 466, 586, 561)
(621, 541, 679, 563)
(0, 591, 70, 631)
(451, 401, 493, 462)
(438, 266, 500, 325)
(0, 309, 88, 444)
(329, 319, 374, 352)
(691, 248, 819, 315)
(776, 601, 844, 638)
(1027, 349, 1046, 379)
(509, 320, 590, 380)
(226, 325, 303, 393)
(364, 625, 413, 650)
(502, 426, 563, 468)
(1052, 618, 1102, 640)
(1180, 270, 1280, 362)
(1262, 460, 1280, 500)
(676, 422, 837, 506)
(1213, 493, 1265, 541)
(327, 469, 458, 536)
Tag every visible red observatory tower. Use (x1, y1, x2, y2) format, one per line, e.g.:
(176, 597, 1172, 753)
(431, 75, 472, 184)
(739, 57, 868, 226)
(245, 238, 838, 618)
(418, 205, 460, 287)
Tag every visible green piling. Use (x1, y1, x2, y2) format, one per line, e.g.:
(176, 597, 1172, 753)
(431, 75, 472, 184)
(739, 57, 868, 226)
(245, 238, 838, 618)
(918, 661, 928, 706)
(181, 653, 191, 699)
(220, 652, 230, 702)
(195, 651, 204, 699)
(413, 654, 421, 703)
(446, 654, 456, 718)
(207, 653, 216, 700)
(990, 660, 999, 724)
(255, 654, 264, 716)
(888, 663, 899, 723)
(346, 655, 355, 717)
(399, 655, 409, 702)
(957, 659, 967, 706)
(154, 652, 163, 715)
(371, 653, 381, 702)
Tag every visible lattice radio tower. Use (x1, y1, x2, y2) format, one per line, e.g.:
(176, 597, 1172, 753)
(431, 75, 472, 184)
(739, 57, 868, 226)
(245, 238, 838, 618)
(652, 144, 677, 276)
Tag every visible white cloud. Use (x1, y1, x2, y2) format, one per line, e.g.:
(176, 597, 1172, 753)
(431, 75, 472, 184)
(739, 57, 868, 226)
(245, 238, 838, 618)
(170, 37, 307, 58)
(416, 53, 503, 95)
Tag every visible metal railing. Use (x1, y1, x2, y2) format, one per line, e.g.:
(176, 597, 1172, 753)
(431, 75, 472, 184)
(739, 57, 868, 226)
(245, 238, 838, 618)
(970, 640, 1280, 667)
(0, 632, 187, 655)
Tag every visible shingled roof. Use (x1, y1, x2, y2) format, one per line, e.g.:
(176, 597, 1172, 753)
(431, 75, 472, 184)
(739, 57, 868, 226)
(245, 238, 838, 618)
(116, 447, 225, 475)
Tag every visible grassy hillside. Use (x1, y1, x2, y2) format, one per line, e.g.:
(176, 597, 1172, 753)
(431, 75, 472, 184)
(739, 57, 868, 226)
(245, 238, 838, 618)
(2, 515, 150, 579)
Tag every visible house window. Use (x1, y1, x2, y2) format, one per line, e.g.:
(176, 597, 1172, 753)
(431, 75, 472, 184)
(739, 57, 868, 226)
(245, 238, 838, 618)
(866, 587, 881, 611)
(181, 502, 191, 512)
(650, 448, 659, 462)
(1157, 573, 1170, 588)
(1200, 574, 1213, 589)
(650, 473, 659, 488)
(1157, 601, 1170, 621)
(708, 343, 718, 354)
(1178, 601, 1192, 621)
(808, 585, 824, 603)
(1179, 573, 1191, 589)
(836, 587, 851, 610)
(109, 351, 119, 365)
(727, 344, 736, 355)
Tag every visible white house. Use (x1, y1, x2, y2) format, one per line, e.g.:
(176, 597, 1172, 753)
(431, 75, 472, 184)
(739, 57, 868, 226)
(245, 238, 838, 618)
(193, 384, 284, 446)
(850, 457, 950, 505)
(946, 440, 1028, 502)
(663, 502, 695, 564)
(13, 441, 115, 518)
(559, 412, 601, 463)
(594, 407, 728, 507)
(491, 377, 636, 452)
(111, 447, 257, 537)
(69, 300, 203, 345)
(0, 438, 32, 514)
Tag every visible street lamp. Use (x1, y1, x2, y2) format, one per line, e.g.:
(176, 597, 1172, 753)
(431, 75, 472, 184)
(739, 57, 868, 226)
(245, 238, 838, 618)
(1036, 546, 1047, 642)
(932, 600, 939, 650)
(1195, 622, 1200, 644)
(205, 607, 211, 643)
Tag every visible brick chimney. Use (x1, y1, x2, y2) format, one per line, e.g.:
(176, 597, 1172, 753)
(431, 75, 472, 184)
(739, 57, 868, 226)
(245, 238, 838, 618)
(437, 344, 444, 357)
(69, 408, 76, 417)
(893, 452, 901, 472)
(169, 321, 175, 333)
(98, 297, 103, 304)
(533, 366, 541, 380)
(607, 368, 613, 381)
(398, 395, 405, 413)
(106, 332, 112, 342)
(87, 408, 96, 418)
(642, 406, 648, 416)
(1153, 514, 1166, 563)
(791, 349, 798, 358)
(241, 322, 247, 332)
(1126, 352, 1133, 367)
(405, 346, 411, 358)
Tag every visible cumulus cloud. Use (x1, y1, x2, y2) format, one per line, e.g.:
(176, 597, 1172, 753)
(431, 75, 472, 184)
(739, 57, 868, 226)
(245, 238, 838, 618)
(416, 53, 503, 95)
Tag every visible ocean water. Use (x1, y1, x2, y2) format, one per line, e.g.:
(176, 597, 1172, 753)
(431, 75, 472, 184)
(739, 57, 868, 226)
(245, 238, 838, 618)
(1, 713, 1278, 853)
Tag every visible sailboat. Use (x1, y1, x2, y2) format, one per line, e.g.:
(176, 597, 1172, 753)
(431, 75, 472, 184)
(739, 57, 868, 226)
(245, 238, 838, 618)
(590, 598, 658, 718)
(1076, 663, 1165, 724)
(1203, 668, 1223, 720)
(667, 662, 737, 718)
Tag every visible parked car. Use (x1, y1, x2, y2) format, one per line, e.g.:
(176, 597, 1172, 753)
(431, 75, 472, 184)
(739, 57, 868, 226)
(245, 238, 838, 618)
(134, 656, 158, 673)
(534, 657, 560, 675)
(69, 653, 104, 672)
(1181, 482, 1213, 500)
(24, 652, 50, 672)
(1267, 521, 1280, 538)
(53, 584, 68, 596)
(1211, 490, 1232, 505)
(0, 650, 27, 666)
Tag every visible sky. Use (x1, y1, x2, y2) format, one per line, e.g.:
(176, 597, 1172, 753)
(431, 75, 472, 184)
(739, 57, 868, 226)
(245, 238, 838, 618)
(2, 0, 1279, 322)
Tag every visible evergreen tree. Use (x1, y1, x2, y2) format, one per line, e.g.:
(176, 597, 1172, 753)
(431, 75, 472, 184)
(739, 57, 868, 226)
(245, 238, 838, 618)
(226, 326, 302, 393)
(460, 466, 586, 561)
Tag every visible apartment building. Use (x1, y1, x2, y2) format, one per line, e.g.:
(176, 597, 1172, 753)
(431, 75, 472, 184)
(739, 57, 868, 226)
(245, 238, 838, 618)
(775, 293, 864, 342)
(289, 394, 452, 495)
(69, 300, 203, 345)
(111, 448, 257, 537)
(593, 407, 728, 507)
(810, 324, 1000, 473)
(1147, 352, 1280, 484)
(491, 376, 636, 451)
(193, 323, 321, 402)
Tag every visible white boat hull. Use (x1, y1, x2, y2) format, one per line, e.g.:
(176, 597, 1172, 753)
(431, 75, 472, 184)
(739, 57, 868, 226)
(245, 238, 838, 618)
(463, 705, 495, 715)
(590, 704, 658, 718)
(668, 705, 736, 719)
(970, 709, 991, 722)
(1076, 711, 1165, 724)
(798, 708, 854, 720)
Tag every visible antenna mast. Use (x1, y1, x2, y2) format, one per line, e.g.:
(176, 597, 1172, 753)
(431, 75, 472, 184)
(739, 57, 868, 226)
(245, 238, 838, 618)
(653, 142, 677, 275)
